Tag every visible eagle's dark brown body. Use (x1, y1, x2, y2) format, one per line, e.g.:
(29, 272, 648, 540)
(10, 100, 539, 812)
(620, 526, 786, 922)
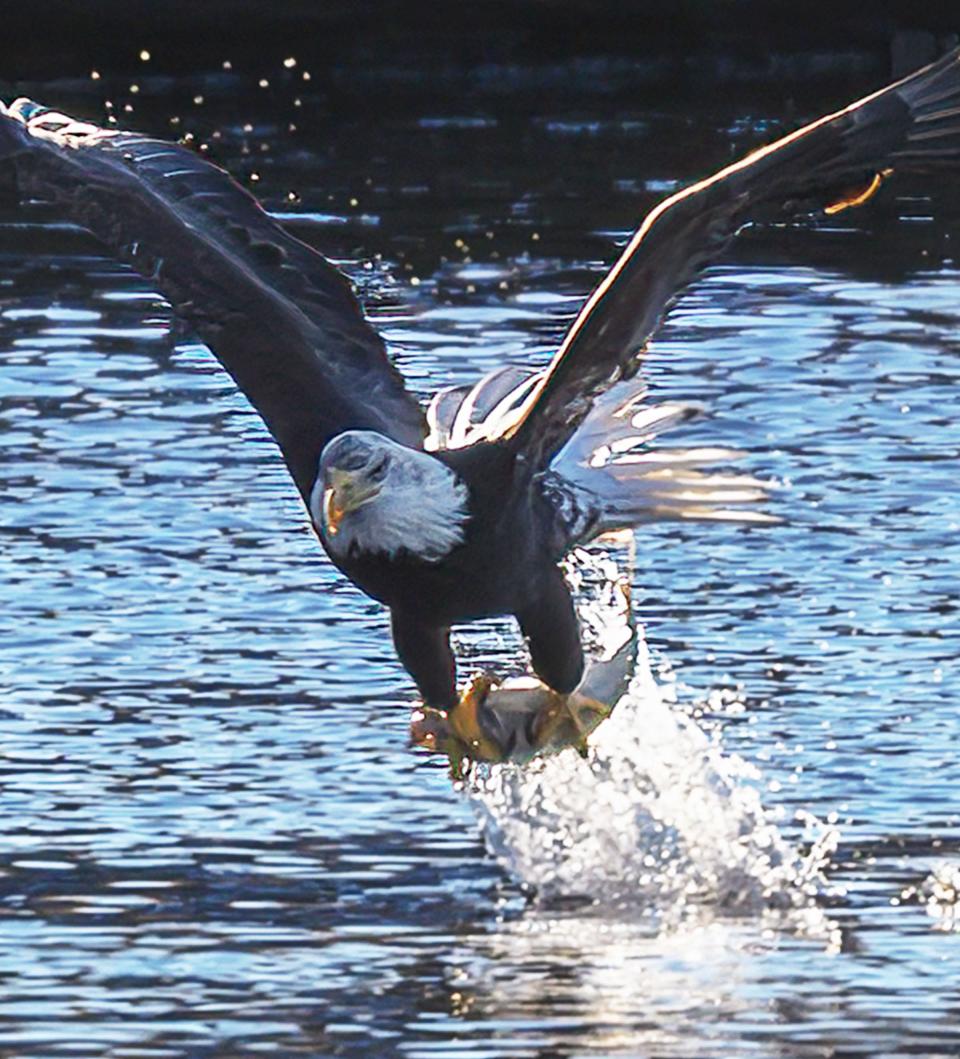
(3, 46, 960, 710)
(327, 443, 588, 708)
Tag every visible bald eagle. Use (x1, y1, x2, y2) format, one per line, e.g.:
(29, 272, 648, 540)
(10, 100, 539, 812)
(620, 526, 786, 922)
(2, 49, 959, 714)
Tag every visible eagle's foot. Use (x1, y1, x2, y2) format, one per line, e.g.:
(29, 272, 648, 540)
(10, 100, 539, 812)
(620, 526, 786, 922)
(458, 669, 499, 712)
(444, 670, 503, 776)
(530, 689, 606, 757)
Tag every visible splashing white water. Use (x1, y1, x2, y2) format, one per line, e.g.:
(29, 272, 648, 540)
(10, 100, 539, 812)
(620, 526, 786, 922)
(463, 552, 838, 918)
(918, 862, 960, 931)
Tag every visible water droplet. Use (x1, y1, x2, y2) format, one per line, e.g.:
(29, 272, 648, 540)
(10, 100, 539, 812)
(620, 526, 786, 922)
(139, 49, 151, 62)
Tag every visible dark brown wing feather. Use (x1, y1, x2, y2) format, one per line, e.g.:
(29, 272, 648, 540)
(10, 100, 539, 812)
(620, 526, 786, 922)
(509, 47, 960, 471)
(0, 100, 426, 499)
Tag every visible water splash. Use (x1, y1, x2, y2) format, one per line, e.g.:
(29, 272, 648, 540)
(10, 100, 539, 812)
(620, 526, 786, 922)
(906, 862, 960, 932)
(463, 554, 838, 920)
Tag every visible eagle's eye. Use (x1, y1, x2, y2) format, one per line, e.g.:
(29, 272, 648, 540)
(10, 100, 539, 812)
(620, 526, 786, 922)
(335, 444, 372, 472)
(367, 454, 390, 481)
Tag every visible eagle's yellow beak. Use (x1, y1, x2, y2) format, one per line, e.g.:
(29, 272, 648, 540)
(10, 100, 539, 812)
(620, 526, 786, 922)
(322, 468, 381, 535)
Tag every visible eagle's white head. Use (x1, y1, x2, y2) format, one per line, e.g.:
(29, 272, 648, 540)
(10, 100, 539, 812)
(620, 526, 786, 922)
(310, 430, 470, 563)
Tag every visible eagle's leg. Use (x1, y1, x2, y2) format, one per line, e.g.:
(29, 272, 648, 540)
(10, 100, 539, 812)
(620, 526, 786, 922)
(516, 565, 585, 695)
(517, 567, 598, 753)
(390, 609, 457, 710)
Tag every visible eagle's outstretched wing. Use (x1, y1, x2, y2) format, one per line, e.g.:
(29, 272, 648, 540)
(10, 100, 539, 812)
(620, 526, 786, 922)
(0, 99, 426, 499)
(508, 46, 960, 471)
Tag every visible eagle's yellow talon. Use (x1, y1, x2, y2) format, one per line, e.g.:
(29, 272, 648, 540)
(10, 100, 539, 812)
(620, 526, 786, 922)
(531, 690, 606, 754)
(461, 670, 499, 709)
(443, 670, 503, 770)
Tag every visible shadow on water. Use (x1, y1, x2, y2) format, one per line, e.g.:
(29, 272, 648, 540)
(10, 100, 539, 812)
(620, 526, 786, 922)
(1, 41, 960, 1058)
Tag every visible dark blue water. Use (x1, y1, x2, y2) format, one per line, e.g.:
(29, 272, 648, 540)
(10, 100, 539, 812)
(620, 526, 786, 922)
(1, 61, 959, 1057)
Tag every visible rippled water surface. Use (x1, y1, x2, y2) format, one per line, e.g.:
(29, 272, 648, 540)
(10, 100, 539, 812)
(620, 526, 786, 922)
(1, 58, 960, 1057)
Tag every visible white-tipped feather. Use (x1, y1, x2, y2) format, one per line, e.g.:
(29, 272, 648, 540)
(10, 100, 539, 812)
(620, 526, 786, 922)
(425, 366, 546, 451)
(425, 364, 778, 530)
(583, 455, 781, 530)
(611, 446, 748, 465)
(560, 390, 778, 529)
